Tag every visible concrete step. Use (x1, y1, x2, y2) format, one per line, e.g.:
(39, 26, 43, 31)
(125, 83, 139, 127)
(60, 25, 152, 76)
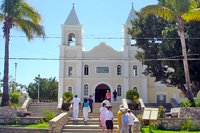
(67, 120, 118, 125)
(68, 117, 118, 121)
(62, 129, 117, 133)
(63, 124, 118, 129)
(30, 102, 57, 105)
(28, 102, 58, 117)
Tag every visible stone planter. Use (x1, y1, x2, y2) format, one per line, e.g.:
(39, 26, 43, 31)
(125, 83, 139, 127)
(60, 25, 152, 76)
(128, 102, 141, 110)
(62, 103, 71, 111)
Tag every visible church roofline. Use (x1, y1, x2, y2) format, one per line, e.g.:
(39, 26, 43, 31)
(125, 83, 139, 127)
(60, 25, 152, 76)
(64, 4, 80, 25)
(84, 42, 123, 53)
(125, 4, 138, 25)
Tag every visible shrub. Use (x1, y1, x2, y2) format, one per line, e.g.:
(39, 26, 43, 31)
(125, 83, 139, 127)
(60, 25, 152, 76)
(43, 110, 56, 122)
(179, 99, 192, 107)
(158, 105, 165, 118)
(126, 90, 139, 102)
(63, 92, 73, 103)
(194, 98, 200, 107)
(10, 92, 21, 104)
(181, 118, 196, 131)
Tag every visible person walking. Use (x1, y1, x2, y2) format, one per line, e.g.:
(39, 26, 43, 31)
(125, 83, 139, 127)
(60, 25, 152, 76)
(117, 105, 125, 132)
(121, 109, 129, 133)
(102, 97, 111, 107)
(99, 102, 108, 133)
(82, 98, 89, 123)
(88, 95, 94, 118)
(127, 109, 136, 133)
(105, 106, 114, 133)
(113, 90, 118, 102)
(72, 95, 80, 120)
(106, 90, 111, 102)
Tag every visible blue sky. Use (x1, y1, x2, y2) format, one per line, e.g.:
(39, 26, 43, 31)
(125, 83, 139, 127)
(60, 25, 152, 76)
(0, 0, 158, 87)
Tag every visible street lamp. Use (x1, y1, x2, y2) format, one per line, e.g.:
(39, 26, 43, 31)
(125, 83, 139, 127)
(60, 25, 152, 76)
(38, 74, 40, 103)
(14, 63, 17, 92)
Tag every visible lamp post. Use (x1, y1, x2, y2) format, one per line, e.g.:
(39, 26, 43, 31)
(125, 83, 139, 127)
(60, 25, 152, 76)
(14, 63, 17, 92)
(38, 74, 40, 103)
(0, 72, 2, 92)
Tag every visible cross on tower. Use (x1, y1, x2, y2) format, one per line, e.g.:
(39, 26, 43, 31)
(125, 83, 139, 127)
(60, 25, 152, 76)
(131, 2, 134, 8)
(72, 3, 75, 8)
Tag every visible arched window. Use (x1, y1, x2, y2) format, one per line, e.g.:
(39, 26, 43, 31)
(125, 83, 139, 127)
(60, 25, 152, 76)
(84, 65, 89, 75)
(68, 87, 72, 93)
(133, 65, 137, 76)
(68, 66, 73, 76)
(117, 65, 121, 75)
(84, 84, 88, 96)
(68, 33, 76, 46)
(133, 87, 138, 91)
(117, 85, 122, 96)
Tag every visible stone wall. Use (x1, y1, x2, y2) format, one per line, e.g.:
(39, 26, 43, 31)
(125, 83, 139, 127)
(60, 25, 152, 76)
(157, 118, 200, 130)
(0, 127, 48, 133)
(0, 107, 17, 118)
(0, 117, 43, 125)
(49, 112, 68, 133)
(171, 107, 200, 118)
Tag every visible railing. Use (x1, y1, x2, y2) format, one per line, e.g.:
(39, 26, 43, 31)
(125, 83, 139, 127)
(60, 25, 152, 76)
(49, 112, 69, 133)
(21, 98, 31, 111)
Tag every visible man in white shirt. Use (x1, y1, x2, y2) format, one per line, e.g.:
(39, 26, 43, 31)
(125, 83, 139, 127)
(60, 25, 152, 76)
(71, 95, 80, 120)
(99, 103, 108, 132)
(105, 106, 114, 133)
(102, 97, 111, 107)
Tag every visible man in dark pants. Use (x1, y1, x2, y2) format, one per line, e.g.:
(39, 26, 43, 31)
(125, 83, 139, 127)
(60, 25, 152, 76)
(113, 90, 118, 102)
(88, 95, 94, 118)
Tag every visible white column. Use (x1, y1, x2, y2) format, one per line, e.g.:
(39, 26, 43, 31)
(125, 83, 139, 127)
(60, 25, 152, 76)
(123, 60, 129, 98)
(123, 79, 129, 98)
(76, 55, 82, 100)
(141, 78, 148, 103)
(58, 46, 65, 101)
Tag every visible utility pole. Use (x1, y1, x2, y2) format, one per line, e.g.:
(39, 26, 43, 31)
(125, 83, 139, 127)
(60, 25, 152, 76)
(14, 63, 17, 92)
(38, 74, 40, 103)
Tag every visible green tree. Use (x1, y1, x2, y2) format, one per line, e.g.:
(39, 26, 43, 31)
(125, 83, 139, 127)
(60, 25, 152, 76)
(0, 0, 45, 106)
(27, 76, 58, 101)
(139, 0, 200, 106)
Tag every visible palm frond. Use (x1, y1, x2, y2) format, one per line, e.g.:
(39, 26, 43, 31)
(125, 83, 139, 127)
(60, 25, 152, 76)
(14, 18, 45, 40)
(182, 8, 200, 22)
(20, 2, 41, 23)
(141, 5, 175, 22)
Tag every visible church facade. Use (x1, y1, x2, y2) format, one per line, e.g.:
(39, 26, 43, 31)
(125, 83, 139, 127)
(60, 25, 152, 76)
(58, 6, 183, 103)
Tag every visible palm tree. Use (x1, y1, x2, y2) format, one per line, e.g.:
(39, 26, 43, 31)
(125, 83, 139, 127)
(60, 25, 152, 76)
(140, 0, 200, 106)
(0, 0, 45, 106)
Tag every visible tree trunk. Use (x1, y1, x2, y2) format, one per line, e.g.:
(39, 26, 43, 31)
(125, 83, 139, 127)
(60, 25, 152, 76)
(1, 17, 12, 106)
(177, 17, 195, 107)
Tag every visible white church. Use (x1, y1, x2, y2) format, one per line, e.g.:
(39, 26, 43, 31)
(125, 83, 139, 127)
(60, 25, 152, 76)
(58, 5, 183, 104)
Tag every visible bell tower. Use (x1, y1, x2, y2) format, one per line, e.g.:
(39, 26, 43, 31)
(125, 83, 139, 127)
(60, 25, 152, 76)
(61, 4, 83, 46)
(123, 4, 138, 46)
(58, 4, 83, 101)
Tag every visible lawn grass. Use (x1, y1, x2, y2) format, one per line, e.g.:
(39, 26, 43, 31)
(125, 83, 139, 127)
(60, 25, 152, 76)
(141, 126, 200, 133)
(2, 122, 49, 128)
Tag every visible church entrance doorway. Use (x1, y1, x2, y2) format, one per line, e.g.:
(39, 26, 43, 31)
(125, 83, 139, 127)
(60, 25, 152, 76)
(95, 84, 110, 103)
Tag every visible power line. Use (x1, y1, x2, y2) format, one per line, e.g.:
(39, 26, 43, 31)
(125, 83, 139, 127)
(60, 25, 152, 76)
(1, 35, 200, 40)
(0, 57, 200, 61)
